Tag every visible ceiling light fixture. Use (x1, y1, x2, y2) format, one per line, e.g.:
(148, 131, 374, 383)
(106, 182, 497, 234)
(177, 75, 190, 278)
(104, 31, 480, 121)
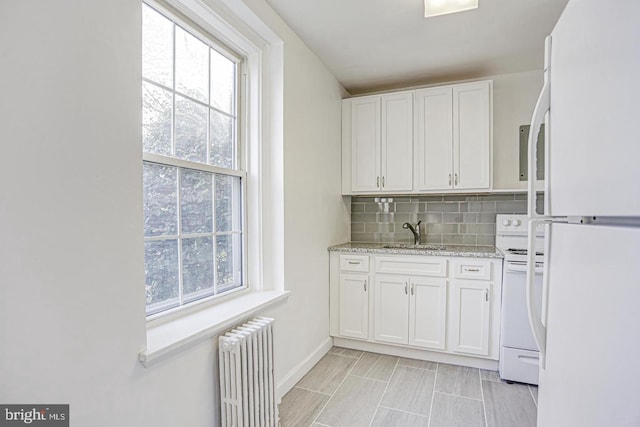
(424, 0, 479, 18)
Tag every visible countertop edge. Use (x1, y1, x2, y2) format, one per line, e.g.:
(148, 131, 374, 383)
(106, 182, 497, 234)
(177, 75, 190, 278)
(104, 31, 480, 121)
(328, 242, 504, 259)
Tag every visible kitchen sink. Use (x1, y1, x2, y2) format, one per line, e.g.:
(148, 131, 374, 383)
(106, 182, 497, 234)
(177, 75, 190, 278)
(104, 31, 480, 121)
(382, 243, 446, 250)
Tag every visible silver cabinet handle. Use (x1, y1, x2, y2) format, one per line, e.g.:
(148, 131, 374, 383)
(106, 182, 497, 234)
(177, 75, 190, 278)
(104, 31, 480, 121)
(364, 280, 367, 292)
(376, 176, 380, 188)
(348, 261, 360, 265)
(454, 173, 458, 186)
(382, 176, 385, 187)
(411, 283, 414, 296)
(484, 288, 489, 302)
(465, 268, 480, 272)
(448, 174, 452, 186)
(404, 283, 408, 295)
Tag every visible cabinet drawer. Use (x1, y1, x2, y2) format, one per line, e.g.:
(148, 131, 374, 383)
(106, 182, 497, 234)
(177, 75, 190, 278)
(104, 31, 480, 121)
(339, 254, 370, 272)
(452, 260, 491, 280)
(375, 256, 447, 277)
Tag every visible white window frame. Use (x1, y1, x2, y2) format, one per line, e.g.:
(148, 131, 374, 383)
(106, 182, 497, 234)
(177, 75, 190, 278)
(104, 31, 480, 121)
(140, 0, 288, 365)
(143, 0, 250, 319)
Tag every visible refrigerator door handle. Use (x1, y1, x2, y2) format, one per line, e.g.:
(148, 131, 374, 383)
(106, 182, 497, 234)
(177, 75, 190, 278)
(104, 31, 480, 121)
(526, 36, 555, 371)
(527, 75, 550, 218)
(527, 219, 548, 368)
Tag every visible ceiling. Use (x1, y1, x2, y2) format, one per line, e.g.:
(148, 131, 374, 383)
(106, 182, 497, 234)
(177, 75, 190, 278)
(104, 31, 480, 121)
(264, 0, 569, 94)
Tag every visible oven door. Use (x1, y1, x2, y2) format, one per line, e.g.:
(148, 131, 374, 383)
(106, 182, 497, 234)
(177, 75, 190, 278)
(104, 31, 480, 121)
(501, 261, 544, 351)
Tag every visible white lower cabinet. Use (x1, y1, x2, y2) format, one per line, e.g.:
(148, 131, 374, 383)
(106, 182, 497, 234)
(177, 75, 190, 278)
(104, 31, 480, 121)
(409, 277, 447, 350)
(339, 273, 369, 339)
(374, 274, 447, 350)
(330, 251, 502, 362)
(449, 279, 491, 356)
(374, 275, 409, 344)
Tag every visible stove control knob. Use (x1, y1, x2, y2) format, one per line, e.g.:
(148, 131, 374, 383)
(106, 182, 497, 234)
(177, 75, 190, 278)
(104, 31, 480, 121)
(502, 219, 512, 226)
(513, 219, 521, 226)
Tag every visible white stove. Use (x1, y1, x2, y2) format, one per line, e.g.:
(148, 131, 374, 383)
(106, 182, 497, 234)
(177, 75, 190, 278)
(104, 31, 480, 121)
(496, 214, 545, 262)
(496, 214, 546, 385)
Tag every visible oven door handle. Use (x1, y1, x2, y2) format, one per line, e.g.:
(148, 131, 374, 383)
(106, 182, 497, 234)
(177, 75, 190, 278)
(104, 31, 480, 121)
(506, 263, 544, 274)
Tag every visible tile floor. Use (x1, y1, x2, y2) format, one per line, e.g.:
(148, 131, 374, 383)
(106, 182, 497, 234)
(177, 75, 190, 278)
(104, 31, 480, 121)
(279, 347, 538, 427)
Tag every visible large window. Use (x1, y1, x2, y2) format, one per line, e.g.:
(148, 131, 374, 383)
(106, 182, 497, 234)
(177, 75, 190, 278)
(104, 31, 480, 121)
(142, 2, 245, 316)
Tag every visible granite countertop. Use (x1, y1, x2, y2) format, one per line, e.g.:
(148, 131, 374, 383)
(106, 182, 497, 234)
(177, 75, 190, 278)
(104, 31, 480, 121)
(328, 242, 504, 259)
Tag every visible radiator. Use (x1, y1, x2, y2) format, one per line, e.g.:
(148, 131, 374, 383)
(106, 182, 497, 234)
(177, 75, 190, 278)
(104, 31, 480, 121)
(219, 317, 277, 427)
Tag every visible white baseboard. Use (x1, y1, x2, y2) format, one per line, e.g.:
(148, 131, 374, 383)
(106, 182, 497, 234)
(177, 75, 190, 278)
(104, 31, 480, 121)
(276, 336, 333, 401)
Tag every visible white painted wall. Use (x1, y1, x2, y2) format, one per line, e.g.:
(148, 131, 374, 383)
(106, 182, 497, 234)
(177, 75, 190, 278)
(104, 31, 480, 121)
(0, 0, 348, 426)
(0, 1, 149, 424)
(490, 70, 543, 190)
(237, 0, 352, 394)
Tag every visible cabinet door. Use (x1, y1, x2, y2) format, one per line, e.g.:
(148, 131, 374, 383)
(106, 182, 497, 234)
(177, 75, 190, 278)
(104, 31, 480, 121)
(450, 280, 491, 355)
(381, 92, 413, 191)
(415, 87, 453, 191)
(339, 274, 369, 339)
(374, 275, 409, 345)
(409, 277, 447, 350)
(351, 97, 381, 192)
(453, 82, 491, 190)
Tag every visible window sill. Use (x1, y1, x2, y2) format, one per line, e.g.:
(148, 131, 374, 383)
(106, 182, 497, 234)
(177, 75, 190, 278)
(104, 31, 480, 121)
(139, 290, 290, 367)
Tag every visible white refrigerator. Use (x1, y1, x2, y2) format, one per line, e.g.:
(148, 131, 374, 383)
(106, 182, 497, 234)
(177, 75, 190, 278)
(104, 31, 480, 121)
(526, 1, 640, 426)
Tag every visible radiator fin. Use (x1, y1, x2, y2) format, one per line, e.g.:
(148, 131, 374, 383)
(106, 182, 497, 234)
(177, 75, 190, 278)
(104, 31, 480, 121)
(219, 317, 277, 427)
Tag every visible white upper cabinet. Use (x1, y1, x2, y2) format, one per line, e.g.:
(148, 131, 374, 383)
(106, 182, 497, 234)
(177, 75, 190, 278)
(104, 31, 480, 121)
(415, 81, 492, 192)
(415, 87, 454, 191)
(343, 80, 492, 194)
(345, 92, 413, 194)
(381, 93, 414, 192)
(453, 82, 492, 190)
(351, 96, 381, 192)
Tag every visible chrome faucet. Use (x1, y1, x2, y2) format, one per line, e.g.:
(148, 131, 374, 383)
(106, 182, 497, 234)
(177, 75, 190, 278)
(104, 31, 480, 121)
(402, 220, 422, 245)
